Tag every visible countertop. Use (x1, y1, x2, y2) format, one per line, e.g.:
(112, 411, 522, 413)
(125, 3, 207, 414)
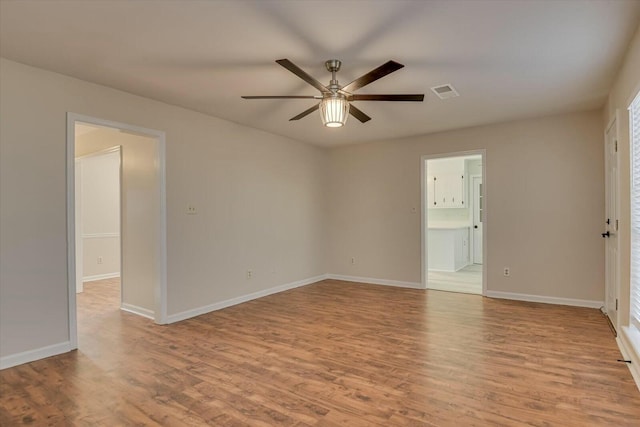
(427, 222, 471, 230)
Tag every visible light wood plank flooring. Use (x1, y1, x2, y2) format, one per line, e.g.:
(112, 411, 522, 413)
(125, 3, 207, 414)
(1, 278, 639, 426)
(428, 264, 482, 294)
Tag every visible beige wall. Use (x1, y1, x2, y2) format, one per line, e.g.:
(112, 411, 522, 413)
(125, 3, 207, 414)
(604, 24, 640, 362)
(0, 58, 328, 360)
(0, 46, 630, 365)
(82, 237, 120, 279)
(327, 111, 605, 301)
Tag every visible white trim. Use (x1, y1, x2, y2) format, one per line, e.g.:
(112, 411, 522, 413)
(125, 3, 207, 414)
(485, 290, 603, 308)
(121, 303, 155, 320)
(481, 154, 487, 296)
(604, 109, 621, 330)
(67, 116, 78, 349)
(0, 341, 73, 370)
(157, 124, 168, 324)
(167, 275, 329, 324)
(83, 272, 120, 282)
(82, 232, 120, 239)
(625, 79, 640, 110)
(327, 274, 422, 289)
(618, 326, 640, 391)
(420, 153, 427, 289)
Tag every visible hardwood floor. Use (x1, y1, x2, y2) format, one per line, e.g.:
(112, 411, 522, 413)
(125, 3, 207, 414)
(428, 264, 482, 295)
(1, 279, 639, 426)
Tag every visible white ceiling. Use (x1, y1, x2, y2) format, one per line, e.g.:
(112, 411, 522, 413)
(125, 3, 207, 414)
(1, 0, 639, 147)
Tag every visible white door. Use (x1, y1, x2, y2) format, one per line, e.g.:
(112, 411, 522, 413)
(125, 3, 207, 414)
(604, 118, 619, 330)
(472, 176, 483, 264)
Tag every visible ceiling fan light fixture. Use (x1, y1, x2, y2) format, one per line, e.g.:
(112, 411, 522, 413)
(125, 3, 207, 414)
(242, 59, 424, 126)
(320, 95, 349, 128)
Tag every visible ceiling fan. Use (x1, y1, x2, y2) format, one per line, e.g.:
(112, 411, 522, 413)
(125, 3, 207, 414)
(242, 59, 424, 128)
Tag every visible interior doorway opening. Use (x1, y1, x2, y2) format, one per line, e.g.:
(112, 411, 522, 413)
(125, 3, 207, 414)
(75, 144, 122, 297)
(66, 113, 167, 351)
(422, 151, 486, 295)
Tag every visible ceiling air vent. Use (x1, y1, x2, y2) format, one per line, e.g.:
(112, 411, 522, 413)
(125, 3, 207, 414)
(430, 84, 459, 100)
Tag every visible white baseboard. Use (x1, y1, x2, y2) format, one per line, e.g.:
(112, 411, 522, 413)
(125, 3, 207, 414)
(0, 341, 73, 370)
(121, 303, 155, 320)
(485, 290, 603, 308)
(83, 272, 120, 282)
(326, 274, 423, 289)
(166, 274, 329, 324)
(618, 327, 640, 392)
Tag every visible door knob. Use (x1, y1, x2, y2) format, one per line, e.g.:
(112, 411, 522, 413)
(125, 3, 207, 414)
(474, 225, 478, 229)
(602, 231, 610, 238)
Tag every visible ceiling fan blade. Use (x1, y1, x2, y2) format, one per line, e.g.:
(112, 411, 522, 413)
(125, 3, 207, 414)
(276, 59, 330, 94)
(349, 94, 424, 102)
(349, 104, 371, 123)
(289, 103, 320, 121)
(341, 60, 405, 93)
(242, 95, 321, 99)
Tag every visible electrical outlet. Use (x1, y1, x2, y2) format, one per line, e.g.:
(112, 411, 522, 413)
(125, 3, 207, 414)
(351, 257, 356, 265)
(246, 270, 253, 279)
(503, 267, 510, 277)
(186, 204, 197, 215)
(97, 256, 103, 265)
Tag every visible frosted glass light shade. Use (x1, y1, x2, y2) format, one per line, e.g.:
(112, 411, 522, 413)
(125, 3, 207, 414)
(320, 96, 349, 127)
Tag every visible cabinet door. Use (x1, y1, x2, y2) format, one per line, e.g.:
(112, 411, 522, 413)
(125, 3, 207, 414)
(433, 176, 447, 207)
(427, 158, 467, 209)
(449, 174, 465, 207)
(434, 173, 464, 207)
(443, 174, 455, 207)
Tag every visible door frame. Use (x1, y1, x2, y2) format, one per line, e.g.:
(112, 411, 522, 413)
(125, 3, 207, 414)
(421, 149, 487, 294)
(66, 113, 168, 350)
(604, 110, 620, 331)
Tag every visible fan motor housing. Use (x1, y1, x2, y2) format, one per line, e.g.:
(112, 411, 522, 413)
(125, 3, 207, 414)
(325, 59, 341, 72)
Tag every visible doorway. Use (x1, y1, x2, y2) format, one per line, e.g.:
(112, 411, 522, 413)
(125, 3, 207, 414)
(604, 112, 619, 332)
(66, 113, 167, 350)
(422, 151, 486, 295)
(75, 146, 122, 297)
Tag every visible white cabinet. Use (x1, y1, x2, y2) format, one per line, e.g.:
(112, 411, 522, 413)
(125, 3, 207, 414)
(435, 173, 464, 208)
(427, 158, 466, 208)
(428, 227, 469, 271)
